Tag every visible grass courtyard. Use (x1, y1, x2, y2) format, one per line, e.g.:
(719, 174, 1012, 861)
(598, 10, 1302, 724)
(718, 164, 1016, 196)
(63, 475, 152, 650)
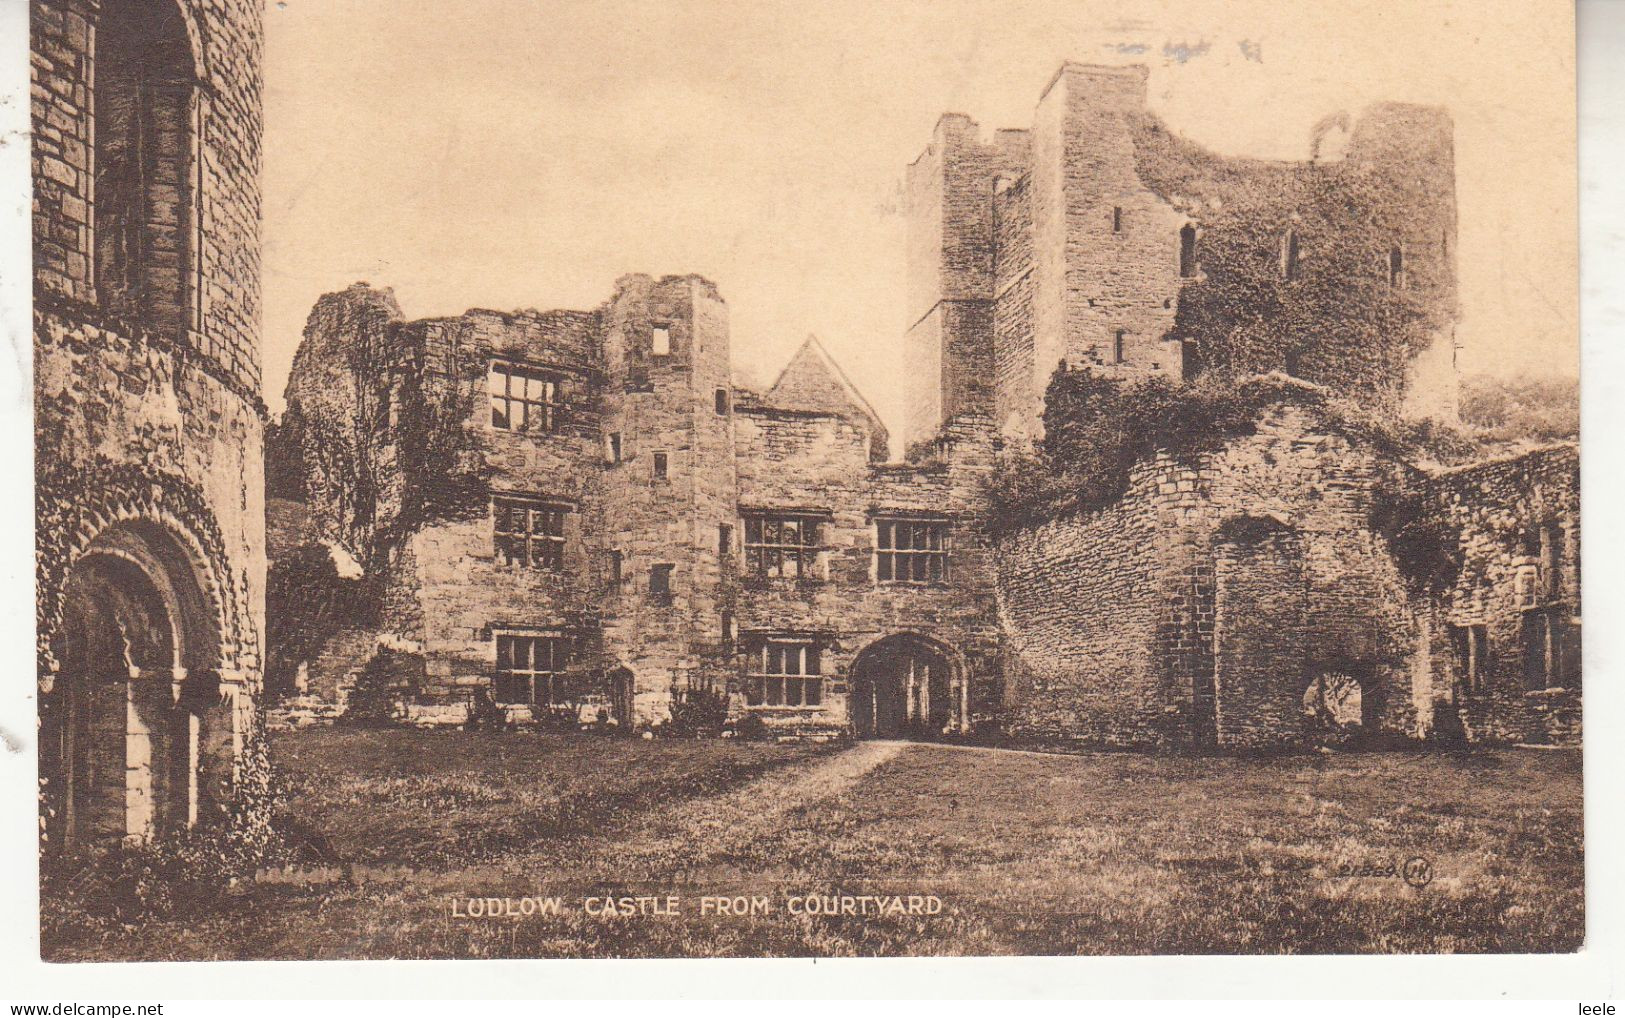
(45, 728, 1584, 959)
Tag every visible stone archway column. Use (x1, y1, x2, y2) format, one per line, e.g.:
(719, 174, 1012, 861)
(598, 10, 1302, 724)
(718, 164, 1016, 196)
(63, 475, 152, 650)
(123, 665, 154, 842)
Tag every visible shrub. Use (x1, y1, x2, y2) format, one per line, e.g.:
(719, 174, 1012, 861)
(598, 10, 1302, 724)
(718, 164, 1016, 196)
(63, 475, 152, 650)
(41, 715, 291, 938)
(987, 369, 1484, 535)
(1458, 374, 1579, 445)
(465, 687, 507, 730)
(342, 646, 419, 725)
(665, 685, 729, 738)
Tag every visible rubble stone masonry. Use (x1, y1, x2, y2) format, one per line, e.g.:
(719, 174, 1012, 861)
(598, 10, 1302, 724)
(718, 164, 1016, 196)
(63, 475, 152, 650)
(35, 0, 266, 846)
(267, 62, 1576, 749)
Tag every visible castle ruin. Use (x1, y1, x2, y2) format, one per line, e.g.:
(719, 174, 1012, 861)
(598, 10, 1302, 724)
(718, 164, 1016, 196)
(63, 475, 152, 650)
(267, 63, 1579, 749)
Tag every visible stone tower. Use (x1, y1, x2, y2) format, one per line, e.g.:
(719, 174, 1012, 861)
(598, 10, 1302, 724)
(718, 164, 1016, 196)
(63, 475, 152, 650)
(906, 62, 1462, 447)
(34, 0, 266, 849)
(598, 275, 741, 722)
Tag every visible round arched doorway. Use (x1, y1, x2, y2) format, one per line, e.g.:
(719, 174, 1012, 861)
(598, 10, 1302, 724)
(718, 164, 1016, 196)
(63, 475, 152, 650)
(41, 520, 223, 849)
(848, 634, 962, 739)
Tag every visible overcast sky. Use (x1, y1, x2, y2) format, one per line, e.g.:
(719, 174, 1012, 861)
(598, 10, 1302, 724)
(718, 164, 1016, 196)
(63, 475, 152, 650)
(261, 0, 1576, 435)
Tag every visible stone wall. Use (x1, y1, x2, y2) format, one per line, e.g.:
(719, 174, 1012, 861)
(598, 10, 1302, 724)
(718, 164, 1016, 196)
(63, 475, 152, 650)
(35, 0, 266, 845)
(997, 402, 1432, 747)
(1424, 445, 1581, 744)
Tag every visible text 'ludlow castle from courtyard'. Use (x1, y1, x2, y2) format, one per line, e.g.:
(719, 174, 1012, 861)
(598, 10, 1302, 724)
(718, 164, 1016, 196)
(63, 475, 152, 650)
(268, 63, 1580, 749)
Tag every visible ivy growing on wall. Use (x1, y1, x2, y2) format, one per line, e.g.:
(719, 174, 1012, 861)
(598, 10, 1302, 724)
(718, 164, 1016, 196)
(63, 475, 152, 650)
(1131, 114, 1450, 406)
(985, 370, 1478, 535)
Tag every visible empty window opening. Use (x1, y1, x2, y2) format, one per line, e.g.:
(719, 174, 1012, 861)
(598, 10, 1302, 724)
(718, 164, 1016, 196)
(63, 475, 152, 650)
(1112, 330, 1126, 365)
(1112, 206, 1123, 233)
(609, 550, 623, 589)
(715, 388, 729, 415)
(1450, 624, 1489, 695)
(652, 451, 669, 480)
(494, 634, 572, 706)
(1179, 224, 1197, 278)
(492, 496, 567, 571)
(1281, 230, 1301, 281)
(721, 611, 735, 654)
(744, 513, 821, 579)
(718, 523, 733, 557)
(875, 519, 950, 584)
(652, 325, 671, 356)
(1388, 245, 1405, 288)
(489, 362, 562, 433)
(606, 432, 622, 464)
(1522, 611, 1563, 691)
(649, 563, 674, 600)
(95, 0, 198, 335)
(1540, 521, 1565, 600)
(745, 640, 822, 708)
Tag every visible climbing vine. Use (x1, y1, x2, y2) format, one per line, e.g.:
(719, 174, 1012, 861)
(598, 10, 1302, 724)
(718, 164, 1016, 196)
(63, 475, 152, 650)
(1132, 113, 1449, 406)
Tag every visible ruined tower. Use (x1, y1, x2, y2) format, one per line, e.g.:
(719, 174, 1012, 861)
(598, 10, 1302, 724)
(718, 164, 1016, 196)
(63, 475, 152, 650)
(34, 0, 267, 848)
(906, 62, 1462, 447)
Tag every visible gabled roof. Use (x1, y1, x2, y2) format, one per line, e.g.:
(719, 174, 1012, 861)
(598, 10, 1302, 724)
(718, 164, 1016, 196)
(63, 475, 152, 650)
(763, 335, 890, 458)
(765, 335, 889, 445)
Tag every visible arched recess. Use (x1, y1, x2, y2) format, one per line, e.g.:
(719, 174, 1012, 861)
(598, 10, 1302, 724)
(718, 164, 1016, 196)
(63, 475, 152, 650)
(38, 465, 252, 853)
(93, 0, 209, 336)
(1210, 514, 1311, 746)
(41, 518, 226, 850)
(848, 633, 967, 739)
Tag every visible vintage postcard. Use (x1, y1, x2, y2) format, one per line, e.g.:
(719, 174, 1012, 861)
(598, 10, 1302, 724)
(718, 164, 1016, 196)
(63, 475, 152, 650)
(28, 0, 1581, 964)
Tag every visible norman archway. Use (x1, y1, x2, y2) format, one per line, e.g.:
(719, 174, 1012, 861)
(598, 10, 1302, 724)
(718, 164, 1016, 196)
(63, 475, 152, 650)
(40, 518, 229, 850)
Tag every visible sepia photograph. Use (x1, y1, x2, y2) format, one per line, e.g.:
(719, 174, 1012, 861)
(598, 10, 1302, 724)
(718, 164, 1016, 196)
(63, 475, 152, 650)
(22, 0, 1589, 970)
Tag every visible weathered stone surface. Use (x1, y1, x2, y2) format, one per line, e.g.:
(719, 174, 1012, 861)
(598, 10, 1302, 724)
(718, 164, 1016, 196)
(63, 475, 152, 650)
(907, 63, 1460, 449)
(35, 0, 266, 846)
(265, 60, 1576, 750)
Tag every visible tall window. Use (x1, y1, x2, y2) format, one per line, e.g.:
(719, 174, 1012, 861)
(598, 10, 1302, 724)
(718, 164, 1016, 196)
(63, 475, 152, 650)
(652, 451, 669, 480)
(489, 362, 562, 433)
(1387, 245, 1405, 288)
(718, 523, 733, 557)
(1179, 224, 1197, 278)
(876, 519, 951, 584)
(652, 325, 671, 356)
(1523, 613, 1557, 691)
(95, 0, 197, 334)
(1112, 330, 1126, 365)
(744, 513, 822, 579)
(606, 432, 622, 464)
(745, 640, 822, 707)
(1112, 206, 1123, 233)
(609, 549, 623, 589)
(494, 633, 571, 705)
(715, 388, 729, 415)
(1281, 230, 1301, 281)
(492, 496, 567, 570)
(1450, 624, 1488, 694)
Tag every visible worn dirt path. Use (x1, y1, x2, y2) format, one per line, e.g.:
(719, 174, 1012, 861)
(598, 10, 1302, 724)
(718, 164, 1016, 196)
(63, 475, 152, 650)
(573, 739, 911, 875)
